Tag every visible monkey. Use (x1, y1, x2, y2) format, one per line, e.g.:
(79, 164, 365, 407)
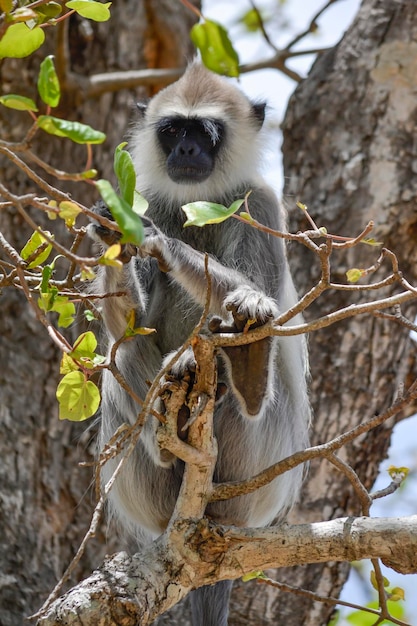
(88, 62, 310, 626)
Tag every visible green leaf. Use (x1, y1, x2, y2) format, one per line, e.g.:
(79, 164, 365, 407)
(60, 352, 80, 374)
(361, 237, 383, 247)
(296, 200, 308, 211)
(96, 178, 144, 245)
(58, 200, 82, 228)
(0, 0, 13, 13)
(241, 570, 266, 582)
(52, 296, 76, 328)
(389, 587, 405, 602)
(114, 142, 136, 206)
(124, 309, 156, 337)
(56, 371, 100, 421)
(346, 268, 365, 283)
(36, 2, 62, 19)
(20, 230, 53, 268)
(239, 211, 254, 223)
(132, 191, 149, 216)
(38, 55, 60, 108)
(40, 264, 54, 293)
(68, 331, 105, 366)
(65, 0, 111, 22)
(81, 168, 98, 179)
(99, 243, 123, 268)
(388, 465, 409, 480)
(190, 20, 239, 77)
(370, 569, 389, 591)
(347, 600, 404, 625)
(0, 23, 45, 59)
(239, 8, 263, 32)
(37, 115, 106, 144)
(0, 94, 38, 112)
(80, 266, 96, 281)
(84, 309, 96, 322)
(182, 199, 244, 227)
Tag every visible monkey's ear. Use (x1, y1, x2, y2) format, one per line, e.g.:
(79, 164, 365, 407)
(136, 100, 149, 117)
(252, 102, 266, 128)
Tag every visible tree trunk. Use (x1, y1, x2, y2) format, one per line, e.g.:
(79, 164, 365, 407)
(229, 0, 417, 624)
(0, 3, 198, 625)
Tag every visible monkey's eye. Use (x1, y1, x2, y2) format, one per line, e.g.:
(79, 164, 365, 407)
(160, 124, 180, 137)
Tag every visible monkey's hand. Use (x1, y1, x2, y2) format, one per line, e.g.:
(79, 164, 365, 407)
(141, 348, 196, 468)
(219, 285, 279, 332)
(87, 200, 137, 263)
(138, 217, 173, 273)
(210, 286, 278, 419)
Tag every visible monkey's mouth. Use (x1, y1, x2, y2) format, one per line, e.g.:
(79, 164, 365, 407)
(167, 166, 213, 184)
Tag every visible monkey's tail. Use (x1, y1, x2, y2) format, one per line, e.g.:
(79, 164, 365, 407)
(189, 580, 233, 626)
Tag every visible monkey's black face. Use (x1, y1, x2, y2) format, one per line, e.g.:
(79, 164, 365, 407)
(156, 116, 224, 184)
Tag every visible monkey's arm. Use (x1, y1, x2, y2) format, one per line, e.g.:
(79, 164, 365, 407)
(140, 218, 279, 420)
(140, 218, 279, 322)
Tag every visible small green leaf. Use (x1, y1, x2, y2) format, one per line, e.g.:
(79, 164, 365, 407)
(38, 55, 60, 108)
(58, 200, 82, 227)
(370, 569, 389, 591)
(114, 142, 136, 206)
(80, 266, 96, 281)
(190, 20, 239, 77)
(241, 570, 266, 582)
(52, 296, 76, 327)
(96, 178, 144, 245)
(68, 331, 105, 367)
(239, 8, 263, 32)
(124, 309, 156, 337)
(100, 243, 123, 268)
(20, 230, 53, 268)
(37, 115, 106, 144)
(0, 94, 38, 112)
(60, 352, 80, 375)
(389, 587, 405, 602)
(84, 309, 96, 321)
(0, 23, 45, 59)
(81, 168, 98, 179)
(388, 465, 409, 480)
(132, 191, 149, 216)
(56, 371, 100, 421)
(239, 211, 254, 223)
(0, 0, 13, 13)
(36, 2, 62, 19)
(182, 199, 244, 227)
(361, 237, 383, 247)
(65, 0, 111, 22)
(346, 268, 365, 283)
(40, 264, 54, 293)
(347, 600, 404, 625)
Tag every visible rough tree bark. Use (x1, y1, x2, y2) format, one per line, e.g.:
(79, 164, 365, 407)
(0, 3, 198, 625)
(228, 0, 417, 624)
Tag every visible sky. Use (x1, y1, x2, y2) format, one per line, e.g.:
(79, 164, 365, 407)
(203, 1, 417, 623)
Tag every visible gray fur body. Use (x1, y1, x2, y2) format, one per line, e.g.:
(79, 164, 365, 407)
(89, 64, 310, 625)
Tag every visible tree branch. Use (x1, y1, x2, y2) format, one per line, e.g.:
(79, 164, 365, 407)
(36, 515, 417, 626)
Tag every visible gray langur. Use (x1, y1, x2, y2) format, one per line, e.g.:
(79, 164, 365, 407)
(88, 62, 310, 626)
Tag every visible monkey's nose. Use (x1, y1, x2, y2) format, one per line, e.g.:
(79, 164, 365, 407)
(176, 138, 201, 157)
